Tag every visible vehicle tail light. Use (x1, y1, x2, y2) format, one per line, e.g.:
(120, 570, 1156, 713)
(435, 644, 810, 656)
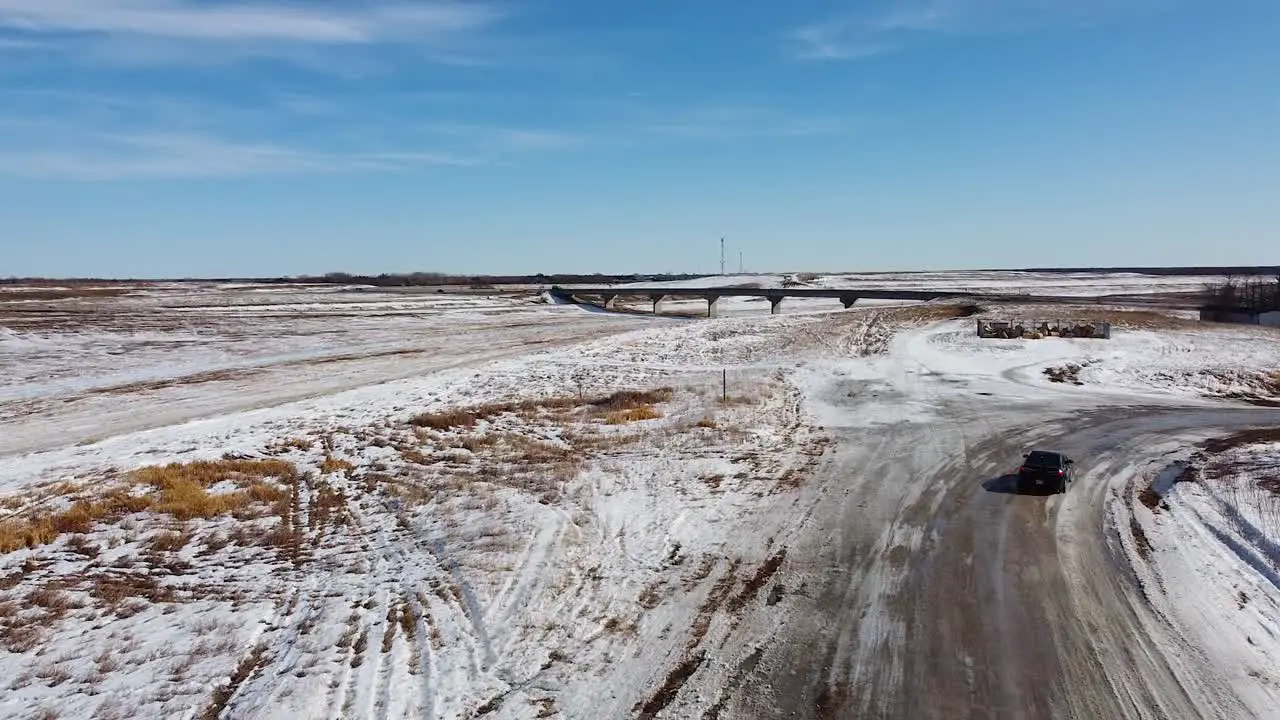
(1057, 470, 1065, 476)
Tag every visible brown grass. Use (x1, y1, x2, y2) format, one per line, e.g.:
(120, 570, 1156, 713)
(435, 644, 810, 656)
(412, 409, 479, 430)
(201, 644, 268, 720)
(321, 455, 355, 476)
(604, 406, 663, 425)
(1, 460, 299, 552)
(133, 459, 296, 487)
(65, 533, 100, 559)
(89, 572, 175, 605)
(147, 531, 191, 553)
(411, 388, 675, 430)
(25, 585, 85, 621)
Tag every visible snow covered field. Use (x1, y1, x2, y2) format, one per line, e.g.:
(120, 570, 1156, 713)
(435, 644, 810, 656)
(1, 278, 1278, 719)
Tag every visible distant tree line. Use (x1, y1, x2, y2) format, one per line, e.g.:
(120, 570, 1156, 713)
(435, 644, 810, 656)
(1204, 275, 1280, 311)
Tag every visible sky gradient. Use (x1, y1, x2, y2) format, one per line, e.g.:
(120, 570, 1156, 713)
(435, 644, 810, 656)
(1, 1, 1278, 277)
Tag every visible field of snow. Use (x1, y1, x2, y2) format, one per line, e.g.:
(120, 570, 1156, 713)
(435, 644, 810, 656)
(1, 280, 1278, 719)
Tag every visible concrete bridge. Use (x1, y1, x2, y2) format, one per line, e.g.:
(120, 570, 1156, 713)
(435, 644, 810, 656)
(549, 285, 958, 317)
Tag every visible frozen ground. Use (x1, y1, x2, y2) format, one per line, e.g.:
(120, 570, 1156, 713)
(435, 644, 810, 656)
(1, 279, 1279, 719)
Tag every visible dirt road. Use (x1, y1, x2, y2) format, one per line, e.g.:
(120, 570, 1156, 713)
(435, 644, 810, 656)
(725, 394, 1276, 720)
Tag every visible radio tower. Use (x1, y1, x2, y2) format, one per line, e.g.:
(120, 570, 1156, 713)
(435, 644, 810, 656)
(720, 238, 726, 276)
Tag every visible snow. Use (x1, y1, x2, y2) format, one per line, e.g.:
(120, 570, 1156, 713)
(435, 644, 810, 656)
(1117, 440, 1280, 718)
(1, 279, 1278, 718)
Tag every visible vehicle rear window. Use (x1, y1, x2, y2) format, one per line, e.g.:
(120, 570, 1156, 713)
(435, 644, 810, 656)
(1025, 451, 1060, 467)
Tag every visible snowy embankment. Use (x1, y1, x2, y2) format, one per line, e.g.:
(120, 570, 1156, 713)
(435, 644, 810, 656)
(1116, 432, 1280, 717)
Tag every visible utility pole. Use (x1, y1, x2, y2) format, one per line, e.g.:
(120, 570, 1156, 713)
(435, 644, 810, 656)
(720, 237, 726, 276)
(739, 251, 743, 274)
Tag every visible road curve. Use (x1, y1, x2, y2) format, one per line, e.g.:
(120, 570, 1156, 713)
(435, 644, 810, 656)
(730, 393, 1277, 720)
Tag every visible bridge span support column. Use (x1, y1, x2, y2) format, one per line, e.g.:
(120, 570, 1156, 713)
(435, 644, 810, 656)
(769, 296, 784, 315)
(840, 295, 859, 309)
(650, 294, 668, 314)
(705, 295, 720, 318)
(601, 294, 618, 310)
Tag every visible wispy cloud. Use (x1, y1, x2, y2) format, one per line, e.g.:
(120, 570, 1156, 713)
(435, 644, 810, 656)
(790, 0, 1174, 61)
(0, 88, 588, 181)
(0, 0, 499, 43)
(0, 0, 507, 69)
(0, 131, 484, 181)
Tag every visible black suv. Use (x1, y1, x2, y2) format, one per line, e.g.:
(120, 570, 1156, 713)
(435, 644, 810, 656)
(1017, 450, 1075, 494)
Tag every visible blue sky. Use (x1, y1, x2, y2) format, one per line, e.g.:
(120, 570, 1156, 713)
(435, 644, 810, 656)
(1, 1, 1277, 277)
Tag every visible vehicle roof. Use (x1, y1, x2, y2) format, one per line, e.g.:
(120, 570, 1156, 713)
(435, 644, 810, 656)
(1025, 450, 1064, 465)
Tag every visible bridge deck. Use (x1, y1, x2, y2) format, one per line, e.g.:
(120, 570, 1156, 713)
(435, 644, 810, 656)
(551, 286, 952, 301)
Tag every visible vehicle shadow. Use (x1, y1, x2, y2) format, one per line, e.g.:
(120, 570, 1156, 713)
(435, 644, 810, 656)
(982, 474, 1057, 496)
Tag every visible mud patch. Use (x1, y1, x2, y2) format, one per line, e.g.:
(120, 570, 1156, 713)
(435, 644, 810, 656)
(635, 651, 706, 719)
(728, 550, 786, 612)
(1130, 516, 1153, 560)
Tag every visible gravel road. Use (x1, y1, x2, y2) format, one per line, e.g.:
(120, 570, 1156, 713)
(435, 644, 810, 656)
(725, 385, 1277, 719)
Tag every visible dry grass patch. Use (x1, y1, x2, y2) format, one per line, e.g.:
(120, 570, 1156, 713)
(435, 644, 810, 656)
(27, 585, 84, 612)
(133, 458, 296, 488)
(321, 455, 355, 476)
(605, 406, 663, 425)
(412, 409, 479, 431)
(412, 388, 675, 430)
(147, 531, 191, 553)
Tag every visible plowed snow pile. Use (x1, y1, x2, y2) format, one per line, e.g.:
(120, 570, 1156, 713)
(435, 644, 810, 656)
(1118, 432, 1280, 719)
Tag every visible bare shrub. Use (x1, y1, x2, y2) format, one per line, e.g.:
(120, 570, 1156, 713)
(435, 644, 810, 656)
(65, 534, 100, 559)
(35, 663, 72, 687)
(2, 623, 43, 653)
(95, 649, 120, 674)
(28, 586, 84, 613)
(89, 573, 173, 605)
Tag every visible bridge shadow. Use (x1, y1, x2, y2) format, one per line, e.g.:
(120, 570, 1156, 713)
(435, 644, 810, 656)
(982, 474, 1057, 496)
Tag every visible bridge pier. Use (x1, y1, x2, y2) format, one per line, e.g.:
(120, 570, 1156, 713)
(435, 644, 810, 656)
(840, 295, 859, 309)
(705, 295, 720, 318)
(601, 294, 618, 310)
(650, 293, 668, 314)
(769, 296, 784, 315)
